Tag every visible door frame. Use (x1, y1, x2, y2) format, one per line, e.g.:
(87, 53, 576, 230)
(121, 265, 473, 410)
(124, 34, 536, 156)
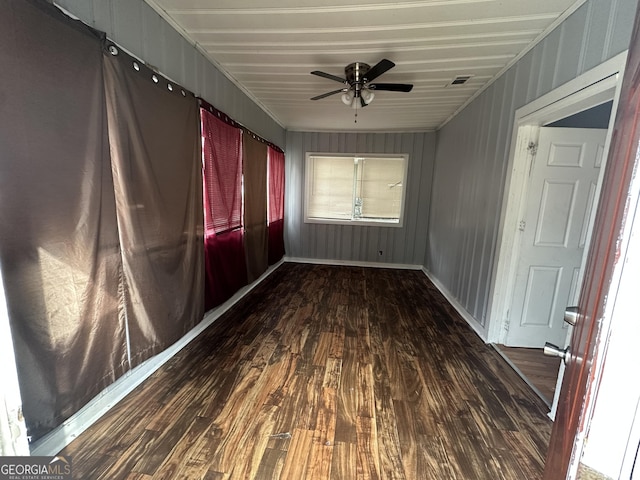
(0, 269, 30, 455)
(487, 51, 628, 345)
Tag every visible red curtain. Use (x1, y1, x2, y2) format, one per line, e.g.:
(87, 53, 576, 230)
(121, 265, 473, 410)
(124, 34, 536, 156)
(201, 108, 247, 309)
(268, 146, 286, 264)
(202, 109, 243, 234)
(203, 230, 247, 309)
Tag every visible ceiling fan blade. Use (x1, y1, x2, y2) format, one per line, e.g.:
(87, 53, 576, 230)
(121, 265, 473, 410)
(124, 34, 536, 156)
(311, 70, 347, 84)
(369, 83, 414, 92)
(310, 88, 345, 100)
(364, 59, 395, 82)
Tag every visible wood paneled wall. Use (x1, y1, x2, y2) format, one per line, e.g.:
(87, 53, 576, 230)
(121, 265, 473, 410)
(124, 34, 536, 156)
(56, 0, 285, 148)
(426, 0, 638, 331)
(285, 131, 436, 265)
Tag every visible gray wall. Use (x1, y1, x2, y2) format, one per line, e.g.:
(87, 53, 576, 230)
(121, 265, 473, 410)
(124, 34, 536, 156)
(57, 0, 285, 148)
(286, 131, 435, 265)
(58, 0, 637, 329)
(426, 0, 638, 330)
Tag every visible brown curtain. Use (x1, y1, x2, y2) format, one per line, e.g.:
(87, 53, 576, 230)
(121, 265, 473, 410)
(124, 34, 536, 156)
(0, 0, 127, 441)
(268, 147, 286, 264)
(243, 136, 269, 282)
(103, 45, 204, 367)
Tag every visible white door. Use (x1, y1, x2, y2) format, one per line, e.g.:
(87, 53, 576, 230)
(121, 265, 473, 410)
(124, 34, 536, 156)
(505, 127, 607, 347)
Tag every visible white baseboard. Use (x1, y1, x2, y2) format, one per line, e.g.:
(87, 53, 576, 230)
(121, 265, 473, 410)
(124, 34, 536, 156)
(30, 259, 284, 456)
(420, 267, 488, 342)
(284, 256, 422, 271)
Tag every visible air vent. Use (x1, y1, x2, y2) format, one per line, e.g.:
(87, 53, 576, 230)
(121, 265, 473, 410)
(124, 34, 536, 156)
(447, 75, 473, 86)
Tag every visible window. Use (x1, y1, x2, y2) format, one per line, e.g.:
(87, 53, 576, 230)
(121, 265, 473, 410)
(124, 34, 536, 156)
(267, 146, 285, 225)
(201, 108, 243, 235)
(305, 153, 408, 226)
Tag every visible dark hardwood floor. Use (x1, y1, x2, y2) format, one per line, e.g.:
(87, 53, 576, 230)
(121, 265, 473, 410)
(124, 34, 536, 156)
(496, 345, 561, 405)
(61, 263, 552, 479)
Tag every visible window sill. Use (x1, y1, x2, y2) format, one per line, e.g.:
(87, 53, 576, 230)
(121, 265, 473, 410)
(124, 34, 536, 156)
(304, 217, 403, 228)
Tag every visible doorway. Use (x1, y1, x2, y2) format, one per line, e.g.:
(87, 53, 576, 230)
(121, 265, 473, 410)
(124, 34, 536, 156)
(487, 52, 627, 414)
(504, 124, 608, 348)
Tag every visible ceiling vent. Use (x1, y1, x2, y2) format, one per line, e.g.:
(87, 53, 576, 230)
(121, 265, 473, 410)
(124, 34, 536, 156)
(447, 75, 473, 87)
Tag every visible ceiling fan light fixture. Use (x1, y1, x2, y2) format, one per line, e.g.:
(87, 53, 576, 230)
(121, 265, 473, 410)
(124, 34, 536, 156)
(361, 89, 375, 105)
(341, 91, 354, 106)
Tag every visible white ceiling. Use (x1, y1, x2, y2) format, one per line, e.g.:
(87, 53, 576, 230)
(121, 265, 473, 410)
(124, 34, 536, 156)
(145, 0, 584, 132)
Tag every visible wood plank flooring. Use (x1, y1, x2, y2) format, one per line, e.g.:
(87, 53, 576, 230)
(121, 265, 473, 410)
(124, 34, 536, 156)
(60, 263, 552, 479)
(496, 345, 561, 405)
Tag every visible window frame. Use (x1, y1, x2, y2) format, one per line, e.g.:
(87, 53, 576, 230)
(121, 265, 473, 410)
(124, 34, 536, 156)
(304, 152, 409, 228)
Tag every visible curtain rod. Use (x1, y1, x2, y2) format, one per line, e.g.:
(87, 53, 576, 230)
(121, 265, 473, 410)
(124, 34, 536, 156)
(198, 98, 284, 154)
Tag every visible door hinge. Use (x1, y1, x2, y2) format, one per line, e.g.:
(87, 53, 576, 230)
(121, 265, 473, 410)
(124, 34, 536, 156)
(527, 141, 538, 177)
(518, 220, 526, 231)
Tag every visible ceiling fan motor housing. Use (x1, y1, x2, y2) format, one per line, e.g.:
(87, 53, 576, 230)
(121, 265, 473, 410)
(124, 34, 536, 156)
(345, 62, 371, 97)
(345, 62, 371, 83)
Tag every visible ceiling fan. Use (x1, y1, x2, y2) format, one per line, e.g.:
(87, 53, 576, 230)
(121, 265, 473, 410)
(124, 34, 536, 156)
(310, 59, 413, 108)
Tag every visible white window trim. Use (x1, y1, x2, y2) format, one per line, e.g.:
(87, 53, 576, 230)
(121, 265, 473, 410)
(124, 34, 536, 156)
(304, 152, 409, 228)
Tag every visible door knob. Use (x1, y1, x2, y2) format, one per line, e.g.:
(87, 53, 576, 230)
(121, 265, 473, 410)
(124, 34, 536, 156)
(544, 342, 570, 364)
(564, 306, 579, 326)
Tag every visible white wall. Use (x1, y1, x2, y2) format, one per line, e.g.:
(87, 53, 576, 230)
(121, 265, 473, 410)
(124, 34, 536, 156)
(285, 131, 435, 265)
(56, 0, 285, 148)
(426, 0, 638, 332)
